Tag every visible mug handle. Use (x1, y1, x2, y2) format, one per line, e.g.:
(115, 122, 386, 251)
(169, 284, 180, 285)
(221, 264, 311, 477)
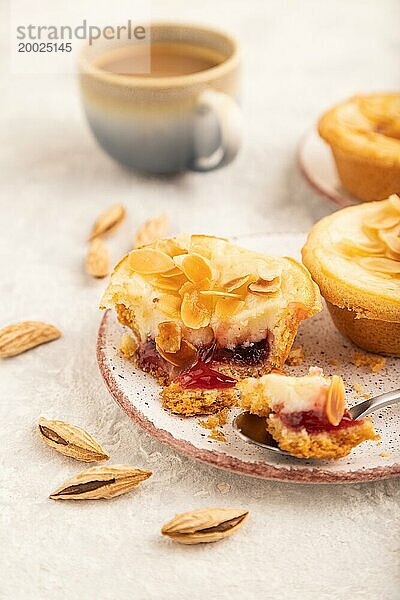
(191, 89, 242, 171)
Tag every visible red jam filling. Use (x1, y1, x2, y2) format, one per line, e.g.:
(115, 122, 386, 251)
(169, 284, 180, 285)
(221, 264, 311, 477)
(176, 360, 237, 390)
(279, 410, 358, 433)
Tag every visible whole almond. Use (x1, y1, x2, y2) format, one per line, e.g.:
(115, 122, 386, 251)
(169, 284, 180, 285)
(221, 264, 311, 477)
(161, 507, 249, 544)
(86, 238, 110, 278)
(88, 203, 126, 241)
(49, 465, 152, 500)
(0, 321, 61, 358)
(38, 418, 109, 462)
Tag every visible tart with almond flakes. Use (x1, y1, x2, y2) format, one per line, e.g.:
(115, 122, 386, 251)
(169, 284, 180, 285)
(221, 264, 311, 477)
(318, 93, 400, 201)
(302, 195, 400, 356)
(101, 234, 321, 414)
(237, 368, 378, 459)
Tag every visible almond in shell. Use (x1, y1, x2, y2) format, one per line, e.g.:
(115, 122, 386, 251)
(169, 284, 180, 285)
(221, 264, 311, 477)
(49, 465, 152, 500)
(0, 321, 61, 358)
(161, 507, 249, 544)
(38, 418, 109, 462)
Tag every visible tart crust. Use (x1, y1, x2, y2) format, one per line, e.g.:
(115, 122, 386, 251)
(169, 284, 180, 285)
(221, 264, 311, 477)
(302, 199, 400, 355)
(318, 93, 400, 201)
(268, 415, 378, 459)
(161, 383, 236, 416)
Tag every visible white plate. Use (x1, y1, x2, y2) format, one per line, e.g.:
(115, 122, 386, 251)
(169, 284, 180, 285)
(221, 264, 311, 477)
(297, 128, 360, 208)
(97, 233, 400, 483)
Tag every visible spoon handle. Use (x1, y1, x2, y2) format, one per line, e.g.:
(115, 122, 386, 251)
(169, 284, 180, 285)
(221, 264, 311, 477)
(349, 389, 400, 420)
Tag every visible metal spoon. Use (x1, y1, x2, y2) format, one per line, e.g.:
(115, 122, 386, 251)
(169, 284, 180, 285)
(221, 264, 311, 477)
(232, 388, 400, 456)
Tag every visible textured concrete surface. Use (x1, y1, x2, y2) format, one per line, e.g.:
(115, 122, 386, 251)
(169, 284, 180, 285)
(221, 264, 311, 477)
(1, 1, 399, 598)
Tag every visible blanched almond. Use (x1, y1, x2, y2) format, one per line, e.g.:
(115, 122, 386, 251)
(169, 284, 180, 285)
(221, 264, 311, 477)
(88, 204, 125, 240)
(86, 238, 110, 278)
(128, 249, 175, 274)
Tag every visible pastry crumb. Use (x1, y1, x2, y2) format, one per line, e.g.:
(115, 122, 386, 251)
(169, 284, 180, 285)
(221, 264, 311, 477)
(216, 482, 231, 494)
(330, 358, 339, 367)
(351, 351, 386, 373)
(286, 346, 304, 366)
(352, 382, 364, 394)
(379, 451, 390, 459)
(199, 408, 229, 442)
(120, 333, 138, 358)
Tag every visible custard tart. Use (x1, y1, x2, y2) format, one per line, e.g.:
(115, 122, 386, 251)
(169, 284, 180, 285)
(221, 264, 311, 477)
(101, 235, 321, 393)
(318, 93, 400, 201)
(237, 368, 378, 459)
(302, 195, 400, 356)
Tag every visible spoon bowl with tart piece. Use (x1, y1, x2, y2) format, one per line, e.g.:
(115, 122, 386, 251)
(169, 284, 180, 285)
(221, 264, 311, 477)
(233, 375, 400, 459)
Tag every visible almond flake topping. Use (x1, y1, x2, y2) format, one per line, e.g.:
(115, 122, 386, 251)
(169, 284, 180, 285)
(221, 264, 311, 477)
(358, 257, 400, 274)
(248, 276, 281, 296)
(339, 195, 400, 277)
(178, 253, 213, 283)
(128, 248, 175, 274)
(123, 238, 284, 335)
(156, 339, 197, 368)
(325, 376, 346, 426)
(199, 290, 242, 299)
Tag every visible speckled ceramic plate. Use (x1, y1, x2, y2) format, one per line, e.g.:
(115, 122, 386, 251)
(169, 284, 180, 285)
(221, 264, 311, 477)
(297, 128, 360, 208)
(97, 233, 400, 483)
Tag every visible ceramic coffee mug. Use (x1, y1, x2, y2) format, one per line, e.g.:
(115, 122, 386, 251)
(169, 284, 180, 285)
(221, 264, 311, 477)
(78, 23, 241, 174)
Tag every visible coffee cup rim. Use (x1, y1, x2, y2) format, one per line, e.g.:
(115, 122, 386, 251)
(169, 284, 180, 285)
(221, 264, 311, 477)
(78, 21, 239, 88)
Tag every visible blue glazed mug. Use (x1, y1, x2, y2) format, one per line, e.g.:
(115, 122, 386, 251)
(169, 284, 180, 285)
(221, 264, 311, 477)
(78, 23, 242, 174)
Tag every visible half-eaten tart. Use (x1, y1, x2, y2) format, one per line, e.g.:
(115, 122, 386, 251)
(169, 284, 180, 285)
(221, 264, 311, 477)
(101, 235, 321, 414)
(318, 93, 400, 201)
(302, 195, 400, 356)
(237, 368, 378, 459)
